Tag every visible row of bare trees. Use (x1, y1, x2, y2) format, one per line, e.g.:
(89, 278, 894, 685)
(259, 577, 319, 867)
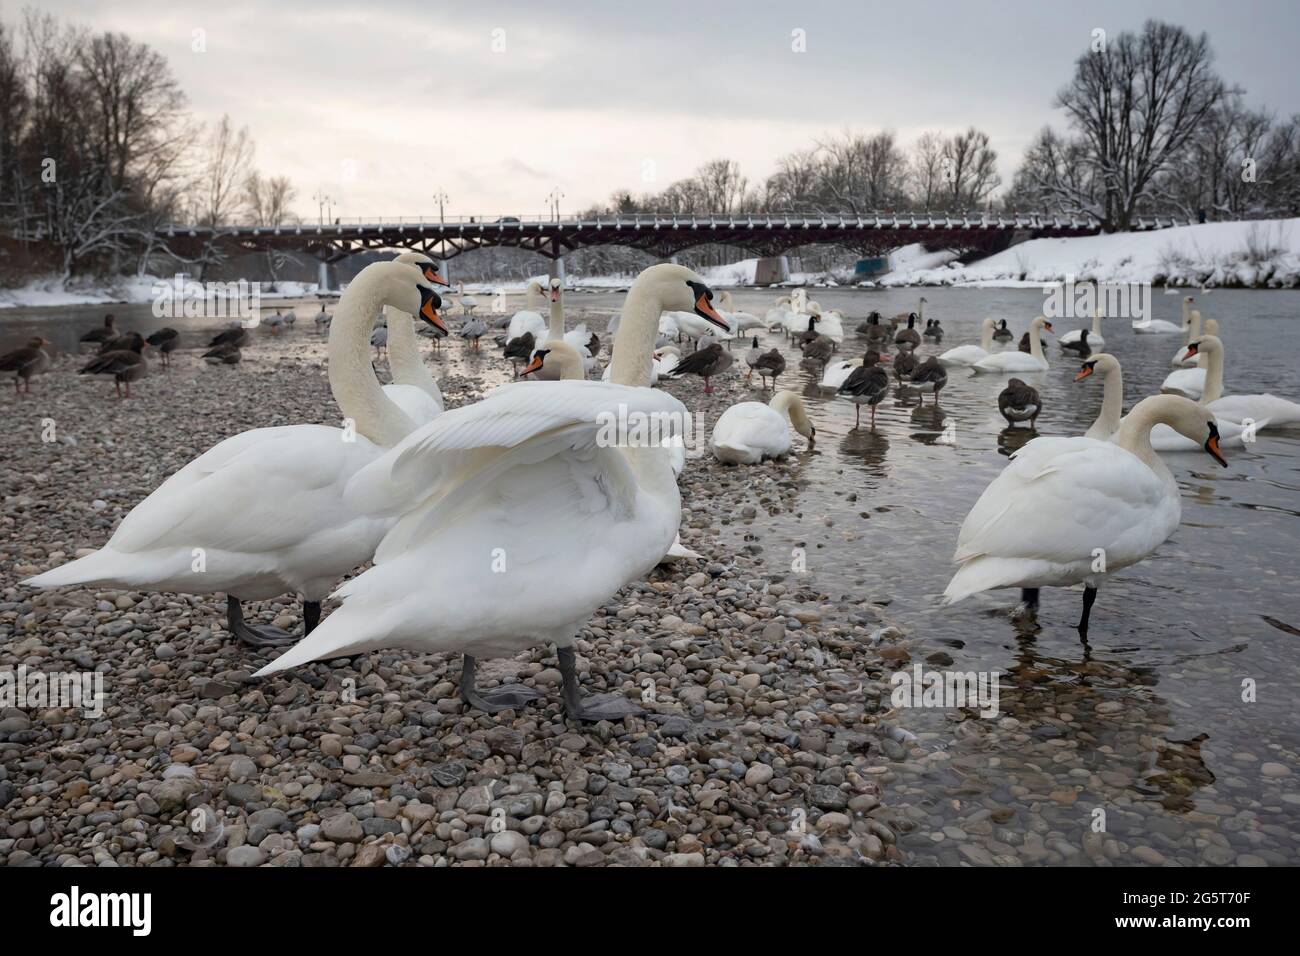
(0, 10, 298, 277)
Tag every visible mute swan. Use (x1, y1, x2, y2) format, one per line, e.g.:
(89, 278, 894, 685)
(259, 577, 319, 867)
(1075, 353, 1123, 441)
(716, 290, 764, 335)
(384, 252, 450, 409)
(940, 317, 996, 366)
(1132, 306, 1182, 334)
(544, 277, 596, 375)
(908, 355, 948, 404)
(1, 337, 51, 393)
(973, 317, 1053, 373)
(808, 304, 844, 344)
(764, 295, 793, 332)
(80, 333, 147, 397)
(26, 261, 447, 646)
(79, 314, 117, 346)
(837, 351, 891, 427)
(710, 390, 815, 464)
(1059, 309, 1105, 351)
(998, 378, 1041, 428)
(504, 279, 547, 345)
(943, 394, 1227, 632)
(254, 263, 729, 721)
(1171, 299, 1202, 366)
(667, 342, 733, 393)
(1187, 335, 1300, 428)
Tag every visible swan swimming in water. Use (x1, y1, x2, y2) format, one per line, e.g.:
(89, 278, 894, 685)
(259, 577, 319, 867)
(939, 317, 996, 367)
(254, 264, 730, 721)
(973, 316, 1053, 373)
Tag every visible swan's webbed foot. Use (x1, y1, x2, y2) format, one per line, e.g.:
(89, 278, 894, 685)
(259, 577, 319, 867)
(227, 595, 299, 647)
(1077, 586, 1098, 635)
(557, 645, 644, 722)
(1013, 588, 1040, 625)
(459, 655, 546, 714)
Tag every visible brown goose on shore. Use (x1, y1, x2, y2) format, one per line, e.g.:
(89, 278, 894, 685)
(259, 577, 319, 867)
(908, 355, 948, 405)
(203, 343, 243, 365)
(892, 348, 918, 383)
(80, 332, 147, 397)
(79, 314, 117, 347)
(795, 315, 821, 348)
(667, 342, 733, 394)
(209, 326, 250, 349)
(146, 327, 180, 369)
(801, 334, 836, 370)
(502, 330, 535, 377)
(752, 347, 786, 390)
(894, 313, 921, 350)
(0, 336, 51, 393)
(838, 350, 891, 427)
(998, 378, 1042, 427)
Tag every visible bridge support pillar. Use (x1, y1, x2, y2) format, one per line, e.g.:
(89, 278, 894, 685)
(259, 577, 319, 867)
(317, 260, 330, 294)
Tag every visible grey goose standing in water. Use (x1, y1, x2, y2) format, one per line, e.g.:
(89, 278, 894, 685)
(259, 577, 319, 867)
(998, 378, 1042, 427)
(838, 350, 891, 427)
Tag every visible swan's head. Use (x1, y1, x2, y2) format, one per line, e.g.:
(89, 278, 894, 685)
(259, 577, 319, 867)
(1205, 318, 1220, 336)
(548, 276, 562, 302)
(392, 251, 451, 287)
(635, 263, 728, 330)
(370, 260, 447, 334)
(1183, 334, 1222, 363)
(1074, 352, 1119, 381)
(1142, 395, 1228, 467)
(1184, 295, 1195, 305)
(522, 340, 584, 380)
(981, 316, 996, 330)
(1031, 315, 1054, 334)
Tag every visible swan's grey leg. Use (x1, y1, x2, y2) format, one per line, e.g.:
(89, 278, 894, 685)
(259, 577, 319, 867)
(557, 645, 644, 722)
(1014, 588, 1040, 625)
(1078, 586, 1098, 634)
(459, 654, 546, 713)
(303, 601, 322, 636)
(227, 595, 297, 647)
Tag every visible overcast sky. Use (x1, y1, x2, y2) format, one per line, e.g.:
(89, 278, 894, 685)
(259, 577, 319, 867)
(20, 0, 1300, 220)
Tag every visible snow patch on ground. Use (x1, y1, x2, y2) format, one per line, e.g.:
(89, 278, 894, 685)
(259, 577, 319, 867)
(0, 274, 324, 309)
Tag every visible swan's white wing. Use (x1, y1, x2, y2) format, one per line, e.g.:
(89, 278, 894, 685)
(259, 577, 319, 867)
(819, 360, 856, 390)
(382, 383, 442, 423)
(973, 352, 1046, 373)
(938, 344, 987, 366)
(710, 402, 791, 463)
(1207, 394, 1300, 426)
(946, 437, 1176, 600)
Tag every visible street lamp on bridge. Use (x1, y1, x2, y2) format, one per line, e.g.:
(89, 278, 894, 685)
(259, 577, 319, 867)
(433, 190, 449, 224)
(547, 187, 564, 222)
(312, 189, 332, 226)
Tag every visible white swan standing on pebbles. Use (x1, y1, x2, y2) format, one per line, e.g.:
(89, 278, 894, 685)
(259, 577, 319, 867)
(710, 390, 816, 464)
(939, 317, 996, 367)
(254, 264, 730, 721)
(943, 395, 1228, 632)
(25, 261, 448, 647)
(973, 316, 1053, 373)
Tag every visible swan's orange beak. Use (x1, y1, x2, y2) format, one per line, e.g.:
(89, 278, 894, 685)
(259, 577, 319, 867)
(1183, 343, 1199, 361)
(521, 354, 544, 377)
(422, 265, 451, 287)
(419, 296, 447, 334)
(550, 287, 560, 303)
(1043, 321, 1055, 334)
(1074, 365, 1093, 381)
(695, 294, 728, 331)
(1206, 432, 1227, 467)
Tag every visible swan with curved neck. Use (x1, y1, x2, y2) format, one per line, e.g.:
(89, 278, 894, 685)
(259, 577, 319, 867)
(256, 263, 728, 720)
(944, 393, 1225, 632)
(939, 316, 996, 366)
(1075, 352, 1123, 441)
(26, 260, 444, 648)
(710, 389, 815, 464)
(973, 316, 1053, 373)
(382, 252, 451, 407)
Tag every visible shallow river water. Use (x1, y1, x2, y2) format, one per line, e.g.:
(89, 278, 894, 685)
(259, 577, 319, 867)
(5, 285, 1299, 865)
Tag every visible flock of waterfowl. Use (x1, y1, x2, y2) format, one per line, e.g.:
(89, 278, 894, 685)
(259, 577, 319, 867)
(9, 258, 1300, 719)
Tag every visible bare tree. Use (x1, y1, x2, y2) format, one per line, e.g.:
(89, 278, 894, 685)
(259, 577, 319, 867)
(941, 127, 1001, 209)
(908, 132, 946, 211)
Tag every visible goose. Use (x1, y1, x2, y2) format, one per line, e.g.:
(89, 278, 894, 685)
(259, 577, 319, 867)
(0, 336, 51, 393)
(79, 314, 117, 347)
(503, 331, 536, 377)
(992, 319, 1013, 343)
(209, 326, 249, 350)
(314, 306, 332, 334)
(807, 304, 844, 344)
(943, 394, 1228, 633)
(794, 315, 821, 348)
(459, 283, 478, 315)
(711, 390, 815, 464)
(743, 336, 764, 383)
(857, 311, 892, 349)
(837, 351, 891, 427)
(973, 317, 1053, 373)
(894, 312, 921, 351)
(892, 348, 918, 383)
(752, 347, 785, 390)
(939, 317, 996, 366)
(908, 355, 948, 404)
(1059, 327, 1094, 357)
(923, 318, 944, 341)
(1017, 330, 1047, 353)
(281, 308, 296, 330)
(667, 341, 733, 393)
(80, 333, 147, 397)
(99, 331, 143, 354)
(1189, 335, 1300, 428)
(26, 260, 447, 647)
(459, 317, 488, 349)
(371, 325, 388, 359)
(253, 263, 730, 720)
(998, 378, 1041, 428)
(1059, 308, 1105, 351)
(264, 310, 286, 335)
(203, 344, 242, 366)
(503, 279, 547, 347)
(146, 327, 180, 369)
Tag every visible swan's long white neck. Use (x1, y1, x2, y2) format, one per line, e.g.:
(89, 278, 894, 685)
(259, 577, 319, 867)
(1028, 318, 1047, 362)
(1095, 361, 1123, 437)
(609, 281, 665, 388)
(524, 282, 543, 312)
(770, 390, 811, 432)
(918, 298, 925, 323)
(1091, 310, 1102, 335)
(978, 317, 994, 351)
(1198, 339, 1224, 405)
(329, 276, 418, 447)
(548, 288, 564, 341)
(383, 304, 442, 406)
(1116, 400, 1171, 478)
